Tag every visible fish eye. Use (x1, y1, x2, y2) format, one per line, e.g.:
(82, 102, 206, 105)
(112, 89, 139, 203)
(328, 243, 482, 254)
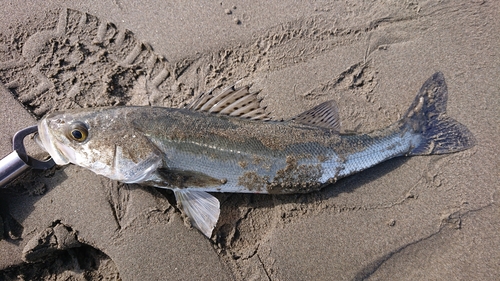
(66, 122, 88, 142)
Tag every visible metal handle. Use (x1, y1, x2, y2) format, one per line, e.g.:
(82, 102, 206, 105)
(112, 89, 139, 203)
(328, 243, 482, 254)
(0, 125, 55, 187)
(0, 150, 30, 187)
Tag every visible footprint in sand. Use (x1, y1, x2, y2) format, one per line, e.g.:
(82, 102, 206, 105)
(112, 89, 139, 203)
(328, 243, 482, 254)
(0, 8, 172, 116)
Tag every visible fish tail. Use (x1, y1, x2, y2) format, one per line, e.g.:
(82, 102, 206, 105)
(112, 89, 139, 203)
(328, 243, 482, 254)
(403, 72, 475, 155)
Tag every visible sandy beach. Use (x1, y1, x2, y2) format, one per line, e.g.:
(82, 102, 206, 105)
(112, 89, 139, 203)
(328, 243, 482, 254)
(1, 1, 499, 280)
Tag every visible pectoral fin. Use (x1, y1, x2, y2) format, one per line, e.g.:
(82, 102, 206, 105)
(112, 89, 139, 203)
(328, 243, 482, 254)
(173, 189, 220, 238)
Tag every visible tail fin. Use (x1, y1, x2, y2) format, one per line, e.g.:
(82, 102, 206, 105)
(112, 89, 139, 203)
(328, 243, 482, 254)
(404, 72, 475, 155)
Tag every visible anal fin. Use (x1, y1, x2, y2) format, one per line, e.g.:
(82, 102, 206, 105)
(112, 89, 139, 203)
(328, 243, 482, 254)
(173, 189, 220, 238)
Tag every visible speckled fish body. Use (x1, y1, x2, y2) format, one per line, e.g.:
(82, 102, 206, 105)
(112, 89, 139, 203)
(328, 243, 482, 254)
(36, 72, 475, 237)
(81, 106, 418, 195)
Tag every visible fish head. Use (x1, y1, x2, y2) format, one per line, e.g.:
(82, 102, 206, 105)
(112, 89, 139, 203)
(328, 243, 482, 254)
(37, 107, 161, 182)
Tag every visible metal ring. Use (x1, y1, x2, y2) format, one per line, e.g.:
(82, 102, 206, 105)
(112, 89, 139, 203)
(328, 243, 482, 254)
(12, 125, 56, 169)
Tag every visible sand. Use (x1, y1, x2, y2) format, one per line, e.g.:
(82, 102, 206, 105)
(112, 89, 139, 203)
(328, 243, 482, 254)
(0, 0, 498, 280)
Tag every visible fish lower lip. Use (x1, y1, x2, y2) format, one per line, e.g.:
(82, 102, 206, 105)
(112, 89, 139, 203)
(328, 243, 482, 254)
(34, 132, 45, 150)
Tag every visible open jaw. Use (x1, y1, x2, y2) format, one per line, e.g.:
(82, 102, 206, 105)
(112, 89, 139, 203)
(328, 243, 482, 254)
(36, 118, 74, 165)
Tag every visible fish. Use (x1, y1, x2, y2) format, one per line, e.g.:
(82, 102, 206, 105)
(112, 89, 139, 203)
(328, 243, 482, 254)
(36, 72, 475, 237)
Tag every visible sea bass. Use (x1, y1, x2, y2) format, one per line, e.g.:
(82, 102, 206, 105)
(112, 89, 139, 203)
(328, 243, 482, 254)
(36, 72, 475, 237)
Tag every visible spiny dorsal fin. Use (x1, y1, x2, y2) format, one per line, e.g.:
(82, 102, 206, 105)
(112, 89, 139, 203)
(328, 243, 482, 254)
(187, 85, 271, 120)
(291, 100, 341, 131)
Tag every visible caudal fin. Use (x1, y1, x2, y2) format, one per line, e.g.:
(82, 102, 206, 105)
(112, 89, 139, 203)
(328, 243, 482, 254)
(404, 72, 475, 155)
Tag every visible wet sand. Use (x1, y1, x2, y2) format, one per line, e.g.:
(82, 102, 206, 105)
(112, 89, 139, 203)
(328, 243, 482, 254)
(0, 1, 499, 280)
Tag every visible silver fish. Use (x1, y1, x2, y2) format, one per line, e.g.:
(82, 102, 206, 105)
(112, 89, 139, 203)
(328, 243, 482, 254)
(36, 72, 475, 237)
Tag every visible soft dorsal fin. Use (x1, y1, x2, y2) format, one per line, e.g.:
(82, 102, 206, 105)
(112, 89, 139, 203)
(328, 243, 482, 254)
(291, 100, 341, 131)
(187, 85, 271, 120)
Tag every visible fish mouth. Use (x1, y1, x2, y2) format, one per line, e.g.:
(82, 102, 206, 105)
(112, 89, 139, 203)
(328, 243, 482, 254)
(37, 118, 72, 165)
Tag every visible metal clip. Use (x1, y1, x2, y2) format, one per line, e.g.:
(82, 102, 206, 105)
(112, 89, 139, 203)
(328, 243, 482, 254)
(0, 126, 55, 187)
